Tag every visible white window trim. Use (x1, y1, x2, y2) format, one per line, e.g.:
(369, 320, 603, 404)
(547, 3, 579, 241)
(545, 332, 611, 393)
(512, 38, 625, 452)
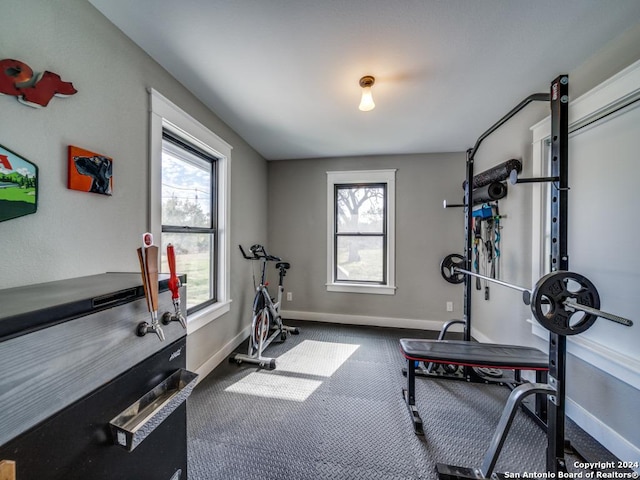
(149, 88, 232, 333)
(326, 169, 397, 295)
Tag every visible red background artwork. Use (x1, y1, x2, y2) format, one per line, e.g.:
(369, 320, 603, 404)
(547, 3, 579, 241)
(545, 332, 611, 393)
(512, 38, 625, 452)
(68, 146, 113, 196)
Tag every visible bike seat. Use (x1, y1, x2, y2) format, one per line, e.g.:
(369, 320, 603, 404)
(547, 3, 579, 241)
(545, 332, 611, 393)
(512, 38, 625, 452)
(276, 262, 290, 270)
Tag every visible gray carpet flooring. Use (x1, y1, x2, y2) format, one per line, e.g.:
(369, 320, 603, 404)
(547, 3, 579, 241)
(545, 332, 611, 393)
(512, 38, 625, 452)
(187, 320, 621, 479)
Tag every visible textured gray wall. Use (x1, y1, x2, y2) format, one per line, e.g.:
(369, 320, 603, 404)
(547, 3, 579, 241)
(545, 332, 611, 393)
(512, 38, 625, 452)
(0, 0, 268, 375)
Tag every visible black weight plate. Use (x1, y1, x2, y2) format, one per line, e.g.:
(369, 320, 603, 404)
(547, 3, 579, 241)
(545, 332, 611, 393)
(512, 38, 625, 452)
(473, 367, 503, 378)
(530, 271, 600, 336)
(440, 254, 465, 284)
(442, 364, 460, 374)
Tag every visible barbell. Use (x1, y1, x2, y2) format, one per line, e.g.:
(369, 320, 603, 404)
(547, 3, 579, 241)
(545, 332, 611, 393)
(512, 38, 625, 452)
(440, 253, 634, 336)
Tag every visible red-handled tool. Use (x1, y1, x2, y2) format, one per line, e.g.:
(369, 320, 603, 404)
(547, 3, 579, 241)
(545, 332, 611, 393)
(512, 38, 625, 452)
(136, 233, 165, 341)
(163, 243, 187, 329)
(167, 244, 179, 299)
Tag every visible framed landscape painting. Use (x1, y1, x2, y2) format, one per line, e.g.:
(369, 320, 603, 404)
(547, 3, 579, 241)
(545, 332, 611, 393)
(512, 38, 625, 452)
(0, 144, 38, 222)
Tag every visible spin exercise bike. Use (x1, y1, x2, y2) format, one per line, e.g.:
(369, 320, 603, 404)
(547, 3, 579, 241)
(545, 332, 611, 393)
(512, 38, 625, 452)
(229, 244, 299, 369)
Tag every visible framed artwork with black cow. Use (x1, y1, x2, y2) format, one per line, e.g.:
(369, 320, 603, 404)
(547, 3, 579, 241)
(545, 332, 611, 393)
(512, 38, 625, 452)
(68, 145, 113, 196)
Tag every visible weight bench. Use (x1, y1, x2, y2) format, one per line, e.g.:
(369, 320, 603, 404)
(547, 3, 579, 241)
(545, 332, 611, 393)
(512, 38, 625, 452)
(399, 339, 549, 435)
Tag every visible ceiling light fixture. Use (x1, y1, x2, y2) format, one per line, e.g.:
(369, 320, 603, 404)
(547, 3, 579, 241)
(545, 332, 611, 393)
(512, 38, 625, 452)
(358, 75, 375, 112)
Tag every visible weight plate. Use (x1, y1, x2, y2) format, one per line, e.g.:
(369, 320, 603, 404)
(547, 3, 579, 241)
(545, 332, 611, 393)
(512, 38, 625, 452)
(530, 271, 600, 336)
(473, 367, 503, 378)
(440, 254, 466, 284)
(442, 364, 460, 375)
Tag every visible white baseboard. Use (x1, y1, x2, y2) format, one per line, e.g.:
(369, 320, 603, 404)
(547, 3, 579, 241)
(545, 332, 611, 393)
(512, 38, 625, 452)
(566, 397, 640, 474)
(192, 324, 250, 384)
(469, 327, 492, 344)
(280, 309, 463, 333)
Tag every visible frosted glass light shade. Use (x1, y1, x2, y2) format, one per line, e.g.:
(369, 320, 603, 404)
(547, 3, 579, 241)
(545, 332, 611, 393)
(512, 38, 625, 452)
(359, 86, 375, 111)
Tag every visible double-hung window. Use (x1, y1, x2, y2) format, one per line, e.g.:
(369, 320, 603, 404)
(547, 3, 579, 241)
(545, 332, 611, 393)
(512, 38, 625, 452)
(161, 132, 217, 313)
(150, 89, 231, 332)
(327, 170, 396, 295)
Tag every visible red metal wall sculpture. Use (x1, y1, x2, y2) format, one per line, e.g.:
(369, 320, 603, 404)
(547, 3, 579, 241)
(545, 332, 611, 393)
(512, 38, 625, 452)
(0, 58, 77, 108)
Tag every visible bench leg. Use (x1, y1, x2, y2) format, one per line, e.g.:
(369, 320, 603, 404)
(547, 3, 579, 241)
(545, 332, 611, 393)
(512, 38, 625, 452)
(535, 369, 548, 423)
(402, 359, 423, 435)
(437, 383, 556, 479)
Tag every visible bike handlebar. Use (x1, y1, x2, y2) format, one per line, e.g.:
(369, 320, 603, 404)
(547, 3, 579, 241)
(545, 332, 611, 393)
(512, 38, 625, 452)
(238, 244, 281, 262)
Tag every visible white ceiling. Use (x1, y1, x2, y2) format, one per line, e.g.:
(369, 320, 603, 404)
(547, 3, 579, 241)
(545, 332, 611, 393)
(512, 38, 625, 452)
(88, 0, 640, 160)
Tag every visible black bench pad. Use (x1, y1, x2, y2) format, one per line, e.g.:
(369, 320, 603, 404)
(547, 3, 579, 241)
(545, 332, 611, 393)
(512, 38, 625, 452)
(400, 339, 548, 370)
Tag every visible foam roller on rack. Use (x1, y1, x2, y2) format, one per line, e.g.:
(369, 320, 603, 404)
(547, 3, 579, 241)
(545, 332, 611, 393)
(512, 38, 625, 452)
(463, 159, 522, 190)
(473, 182, 507, 205)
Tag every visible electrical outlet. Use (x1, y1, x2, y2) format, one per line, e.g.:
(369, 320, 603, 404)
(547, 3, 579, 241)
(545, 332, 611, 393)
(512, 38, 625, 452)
(286, 292, 293, 301)
(446, 301, 453, 312)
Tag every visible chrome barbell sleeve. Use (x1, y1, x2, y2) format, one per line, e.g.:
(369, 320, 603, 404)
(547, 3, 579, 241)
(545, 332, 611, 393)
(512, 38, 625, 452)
(564, 298, 633, 327)
(451, 267, 530, 294)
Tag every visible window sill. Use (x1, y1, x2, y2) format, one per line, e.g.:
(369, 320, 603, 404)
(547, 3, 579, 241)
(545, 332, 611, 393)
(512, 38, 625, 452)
(326, 283, 396, 295)
(186, 299, 232, 335)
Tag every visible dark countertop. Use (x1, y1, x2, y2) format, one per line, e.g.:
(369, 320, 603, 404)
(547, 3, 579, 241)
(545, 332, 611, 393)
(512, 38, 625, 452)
(0, 272, 183, 342)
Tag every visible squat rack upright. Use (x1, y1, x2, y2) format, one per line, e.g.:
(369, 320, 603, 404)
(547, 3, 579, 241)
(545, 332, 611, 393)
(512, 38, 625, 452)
(454, 76, 570, 476)
(408, 74, 632, 478)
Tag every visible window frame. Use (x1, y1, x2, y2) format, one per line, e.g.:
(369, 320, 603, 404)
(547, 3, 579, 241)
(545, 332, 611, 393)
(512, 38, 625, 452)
(334, 182, 387, 284)
(326, 169, 396, 295)
(161, 131, 218, 313)
(150, 88, 232, 334)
